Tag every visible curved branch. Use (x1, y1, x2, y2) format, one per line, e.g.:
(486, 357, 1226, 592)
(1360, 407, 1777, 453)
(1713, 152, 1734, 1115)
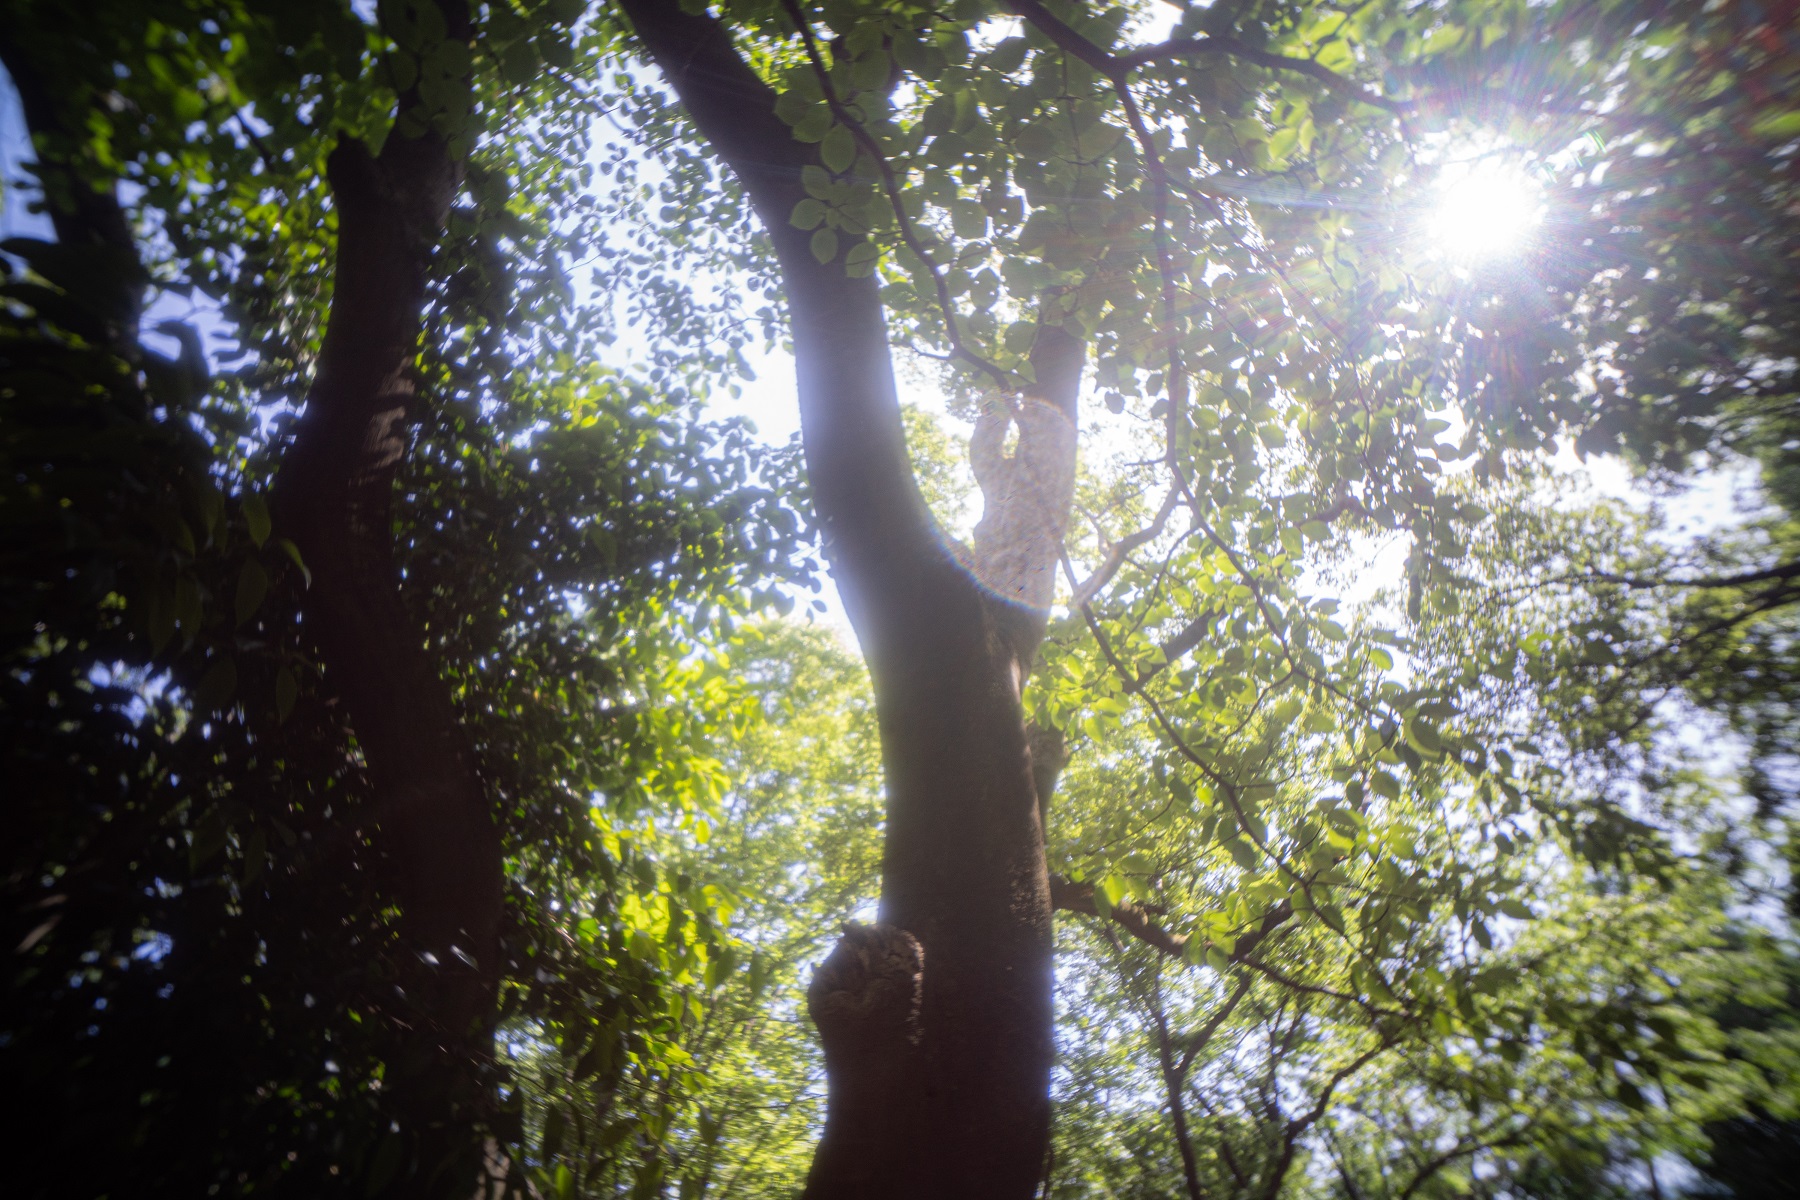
(779, 0, 1014, 393)
(1007, 0, 1410, 113)
(615, 0, 946, 649)
(1125, 37, 1411, 114)
(1553, 559, 1800, 592)
(1068, 485, 1182, 608)
(1051, 875, 1294, 965)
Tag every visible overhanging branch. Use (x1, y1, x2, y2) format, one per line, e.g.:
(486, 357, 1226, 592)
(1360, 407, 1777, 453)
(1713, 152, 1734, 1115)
(1006, 0, 1410, 113)
(1050, 875, 1293, 964)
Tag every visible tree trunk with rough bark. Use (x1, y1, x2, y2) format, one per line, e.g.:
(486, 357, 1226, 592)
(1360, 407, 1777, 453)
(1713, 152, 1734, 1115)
(270, 8, 502, 1194)
(616, 3, 1084, 1195)
(273, 121, 504, 1193)
(9, 5, 503, 1187)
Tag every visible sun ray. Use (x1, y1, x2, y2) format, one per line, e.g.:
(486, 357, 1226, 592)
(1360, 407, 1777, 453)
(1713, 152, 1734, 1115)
(1426, 159, 1544, 261)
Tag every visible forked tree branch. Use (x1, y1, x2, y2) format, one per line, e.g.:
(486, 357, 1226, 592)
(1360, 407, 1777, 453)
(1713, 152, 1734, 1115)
(1051, 875, 1294, 964)
(1067, 485, 1182, 608)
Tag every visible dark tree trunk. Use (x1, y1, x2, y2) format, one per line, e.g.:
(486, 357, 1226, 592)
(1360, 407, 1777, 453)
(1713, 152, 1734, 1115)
(270, 8, 501, 1192)
(274, 121, 503, 1194)
(9, 6, 502, 1186)
(616, 3, 1083, 1195)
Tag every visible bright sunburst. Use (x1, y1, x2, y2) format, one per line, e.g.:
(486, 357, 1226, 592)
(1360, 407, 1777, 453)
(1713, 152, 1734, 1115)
(1425, 159, 1543, 262)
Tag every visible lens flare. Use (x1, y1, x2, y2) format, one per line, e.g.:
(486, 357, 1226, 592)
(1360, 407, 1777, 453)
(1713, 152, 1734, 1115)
(1425, 160, 1543, 261)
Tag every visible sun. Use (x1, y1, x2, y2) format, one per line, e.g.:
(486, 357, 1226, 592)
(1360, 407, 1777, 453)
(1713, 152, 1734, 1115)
(1425, 159, 1543, 261)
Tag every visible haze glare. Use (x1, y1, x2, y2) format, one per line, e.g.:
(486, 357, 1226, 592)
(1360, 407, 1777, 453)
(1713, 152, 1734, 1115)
(1427, 158, 1544, 261)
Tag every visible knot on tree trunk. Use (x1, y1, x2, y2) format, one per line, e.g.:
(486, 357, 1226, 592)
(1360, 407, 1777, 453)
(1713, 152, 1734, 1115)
(808, 922, 924, 1060)
(801, 924, 927, 1197)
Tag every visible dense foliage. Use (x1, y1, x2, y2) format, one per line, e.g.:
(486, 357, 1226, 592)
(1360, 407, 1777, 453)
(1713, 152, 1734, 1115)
(2, 2, 809, 1193)
(2, 0, 1797, 1196)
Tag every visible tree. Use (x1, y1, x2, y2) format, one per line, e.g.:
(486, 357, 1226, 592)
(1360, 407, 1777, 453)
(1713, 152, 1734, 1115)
(607, 2, 1800, 1194)
(3, 2, 804, 1195)
(604, 0, 1546, 1192)
(8, 0, 1800, 1196)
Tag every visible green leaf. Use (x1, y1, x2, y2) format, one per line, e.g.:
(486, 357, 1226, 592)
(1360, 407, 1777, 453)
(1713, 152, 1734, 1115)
(543, 1103, 567, 1161)
(194, 657, 237, 711)
(242, 493, 271, 547)
(364, 1130, 404, 1197)
(235, 559, 268, 627)
(388, 50, 419, 93)
(498, 39, 540, 87)
(951, 199, 987, 239)
(146, 580, 176, 656)
(1750, 110, 1800, 139)
(810, 228, 839, 263)
(1098, 874, 1126, 908)
(536, 32, 574, 70)
(792, 106, 833, 142)
(821, 124, 856, 173)
(274, 666, 298, 723)
(424, 38, 472, 80)
(849, 52, 890, 92)
(1266, 125, 1299, 164)
(790, 198, 829, 230)
(276, 538, 310, 587)
(1404, 715, 1443, 756)
(1224, 838, 1259, 870)
(845, 241, 880, 278)
(241, 827, 268, 887)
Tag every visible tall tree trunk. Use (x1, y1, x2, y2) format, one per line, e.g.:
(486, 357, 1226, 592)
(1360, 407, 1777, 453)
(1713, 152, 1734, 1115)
(275, 123, 501, 1195)
(8, 6, 502, 1187)
(273, 126, 504, 1194)
(616, 4, 1082, 1195)
(272, 10, 500, 1193)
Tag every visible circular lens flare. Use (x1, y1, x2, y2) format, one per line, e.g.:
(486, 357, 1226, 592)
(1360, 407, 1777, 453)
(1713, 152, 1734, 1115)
(1426, 160, 1542, 261)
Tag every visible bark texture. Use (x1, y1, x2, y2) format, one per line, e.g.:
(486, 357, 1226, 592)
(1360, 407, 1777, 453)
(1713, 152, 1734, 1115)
(9, 7, 501, 1185)
(272, 56, 502, 1200)
(616, 2, 1082, 1195)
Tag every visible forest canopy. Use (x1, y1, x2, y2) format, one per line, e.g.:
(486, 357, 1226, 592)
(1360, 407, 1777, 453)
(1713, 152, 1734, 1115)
(2, 0, 1797, 1198)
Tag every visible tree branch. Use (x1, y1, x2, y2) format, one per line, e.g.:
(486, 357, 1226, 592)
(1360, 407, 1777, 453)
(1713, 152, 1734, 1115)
(1006, 0, 1410, 113)
(616, 0, 947, 650)
(1553, 558, 1800, 592)
(273, 3, 504, 1182)
(1050, 875, 1293, 966)
(1124, 37, 1410, 113)
(1068, 486, 1182, 608)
